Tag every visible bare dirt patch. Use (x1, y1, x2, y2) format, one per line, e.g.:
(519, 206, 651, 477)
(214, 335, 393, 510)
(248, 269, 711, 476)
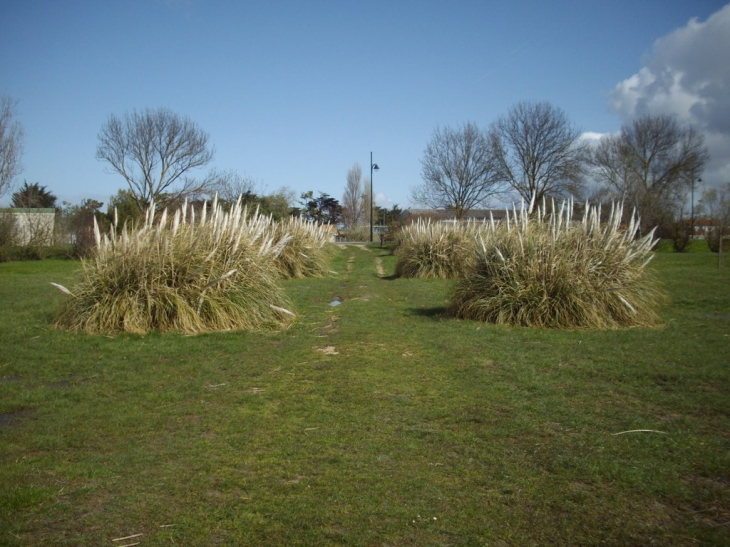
(375, 257, 385, 277)
(317, 315, 340, 336)
(315, 346, 339, 355)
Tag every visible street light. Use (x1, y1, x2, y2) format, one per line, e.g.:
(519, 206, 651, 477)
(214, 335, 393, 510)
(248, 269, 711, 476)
(692, 177, 702, 239)
(370, 151, 379, 243)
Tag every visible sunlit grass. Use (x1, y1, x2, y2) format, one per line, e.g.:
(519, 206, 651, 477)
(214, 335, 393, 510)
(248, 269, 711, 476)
(0, 246, 728, 545)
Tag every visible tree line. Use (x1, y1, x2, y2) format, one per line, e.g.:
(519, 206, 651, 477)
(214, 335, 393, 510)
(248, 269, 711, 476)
(412, 101, 709, 245)
(0, 96, 726, 253)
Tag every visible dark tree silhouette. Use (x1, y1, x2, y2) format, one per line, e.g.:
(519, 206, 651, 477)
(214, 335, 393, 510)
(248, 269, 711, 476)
(11, 181, 57, 209)
(300, 191, 342, 224)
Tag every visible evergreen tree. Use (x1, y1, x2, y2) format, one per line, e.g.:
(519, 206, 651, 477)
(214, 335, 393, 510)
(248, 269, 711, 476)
(11, 181, 57, 209)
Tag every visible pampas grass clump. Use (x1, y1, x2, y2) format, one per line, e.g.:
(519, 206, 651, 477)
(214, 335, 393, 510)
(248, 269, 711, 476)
(339, 225, 370, 242)
(52, 197, 296, 335)
(270, 215, 334, 279)
(449, 201, 666, 329)
(394, 219, 482, 279)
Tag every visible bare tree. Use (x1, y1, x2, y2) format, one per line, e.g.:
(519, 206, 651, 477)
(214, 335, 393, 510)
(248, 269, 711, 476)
(96, 107, 214, 210)
(591, 114, 708, 233)
(342, 163, 366, 227)
(209, 169, 260, 202)
(0, 209, 16, 247)
(361, 178, 372, 227)
(0, 96, 24, 199)
(699, 183, 730, 265)
(490, 102, 588, 208)
(260, 186, 296, 220)
(412, 122, 500, 220)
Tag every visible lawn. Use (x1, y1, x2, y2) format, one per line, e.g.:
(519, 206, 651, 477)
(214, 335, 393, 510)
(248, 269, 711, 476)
(1, 246, 729, 546)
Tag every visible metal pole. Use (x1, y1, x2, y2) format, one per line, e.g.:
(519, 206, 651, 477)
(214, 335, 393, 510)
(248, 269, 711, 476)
(691, 179, 694, 240)
(370, 151, 374, 243)
(691, 178, 701, 240)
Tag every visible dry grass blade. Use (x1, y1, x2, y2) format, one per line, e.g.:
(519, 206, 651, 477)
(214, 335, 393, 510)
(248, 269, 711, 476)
(612, 430, 667, 435)
(49, 282, 74, 297)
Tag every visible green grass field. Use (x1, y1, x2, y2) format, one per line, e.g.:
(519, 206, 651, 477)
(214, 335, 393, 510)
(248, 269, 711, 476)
(1, 246, 729, 546)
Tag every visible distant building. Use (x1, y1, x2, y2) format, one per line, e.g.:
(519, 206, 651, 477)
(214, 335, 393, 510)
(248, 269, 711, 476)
(691, 218, 718, 239)
(401, 204, 587, 225)
(319, 223, 338, 242)
(3, 208, 56, 245)
(401, 208, 508, 224)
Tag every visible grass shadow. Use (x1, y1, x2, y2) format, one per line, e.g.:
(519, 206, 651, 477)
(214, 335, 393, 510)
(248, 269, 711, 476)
(407, 306, 449, 319)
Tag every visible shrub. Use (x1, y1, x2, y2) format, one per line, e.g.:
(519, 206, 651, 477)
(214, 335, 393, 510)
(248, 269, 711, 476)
(0, 211, 16, 262)
(270, 215, 333, 279)
(0, 210, 16, 246)
(339, 225, 370, 242)
(393, 219, 482, 279)
(51, 197, 296, 335)
(449, 201, 666, 329)
(706, 229, 730, 253)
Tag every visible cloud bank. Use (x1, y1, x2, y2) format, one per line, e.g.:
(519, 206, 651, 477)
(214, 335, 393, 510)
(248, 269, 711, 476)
(609, 3, 730, 186)
(579, 131, 607, 144)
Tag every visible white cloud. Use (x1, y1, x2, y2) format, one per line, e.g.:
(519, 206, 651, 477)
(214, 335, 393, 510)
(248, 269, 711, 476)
(374, 192, 394, 208)
(609, 3, 730, 186)
(579, 131, 608, 145)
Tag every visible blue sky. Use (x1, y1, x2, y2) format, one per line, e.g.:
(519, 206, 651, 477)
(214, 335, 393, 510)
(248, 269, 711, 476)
(2, 0, 729, 209)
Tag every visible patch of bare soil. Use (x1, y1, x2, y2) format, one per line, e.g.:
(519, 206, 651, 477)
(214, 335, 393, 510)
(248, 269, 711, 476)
(317, 315, 340, 336)
(375, 257, 385, 277)
(314, 346, 339, 355)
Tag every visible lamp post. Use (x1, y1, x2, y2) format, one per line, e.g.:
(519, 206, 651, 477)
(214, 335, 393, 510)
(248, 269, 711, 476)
(692, 177, 701, 239)
(370, 152, 379, 243)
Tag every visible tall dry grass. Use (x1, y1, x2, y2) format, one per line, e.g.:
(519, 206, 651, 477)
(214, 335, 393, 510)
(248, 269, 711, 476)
(393, 219, 484, 279)
(338, 225, 370, 242)
(52, 196, 299, 335)
(449, 201, 666, 328)
(270, 215, 334, 279)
